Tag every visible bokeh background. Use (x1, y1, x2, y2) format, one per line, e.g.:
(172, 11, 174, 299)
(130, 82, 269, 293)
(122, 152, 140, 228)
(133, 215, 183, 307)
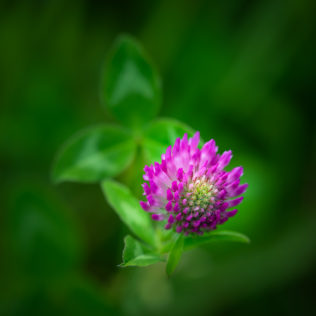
(1, 0, 316, 315)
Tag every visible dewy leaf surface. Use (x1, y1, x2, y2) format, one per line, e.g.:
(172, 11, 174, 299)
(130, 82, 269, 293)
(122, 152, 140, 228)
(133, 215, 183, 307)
(102, 35, 161, 128)
(101, 180, 156, 247)
(52, 125, 136, 183)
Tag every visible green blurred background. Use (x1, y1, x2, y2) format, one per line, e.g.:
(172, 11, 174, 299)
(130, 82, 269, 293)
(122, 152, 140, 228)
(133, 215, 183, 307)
(1, 0, 316, 315)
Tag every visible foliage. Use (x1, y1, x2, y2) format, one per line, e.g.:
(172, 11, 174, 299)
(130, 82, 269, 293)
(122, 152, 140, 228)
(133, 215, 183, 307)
(2, 2, 314, 314)
(53, 35, 250, 275)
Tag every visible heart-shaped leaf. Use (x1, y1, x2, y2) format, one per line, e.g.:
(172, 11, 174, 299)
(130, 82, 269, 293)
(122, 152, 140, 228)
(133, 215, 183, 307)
(120, 235, 163, 267)
(102, 35, 161, 128)
(52, 125, 136, 183)
(101, 180, 156, 247)
(184, 230, 250, 251)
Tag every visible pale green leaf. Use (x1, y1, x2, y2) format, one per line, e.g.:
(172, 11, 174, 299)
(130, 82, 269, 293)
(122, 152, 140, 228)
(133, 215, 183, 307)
(120, 235, 163, 267)
(166, 234, 184, 276)
(52, 125, 136, 183)
(101, 180, 156, 246)
(102, 35, 161, 128)
(184, 230, 250, 251)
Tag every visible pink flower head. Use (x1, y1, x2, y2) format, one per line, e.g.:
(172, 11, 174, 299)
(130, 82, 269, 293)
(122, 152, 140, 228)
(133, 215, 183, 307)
(140, 132, 248, 235)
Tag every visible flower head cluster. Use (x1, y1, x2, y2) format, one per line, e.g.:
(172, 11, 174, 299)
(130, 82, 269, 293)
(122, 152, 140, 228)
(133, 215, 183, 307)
(140, 132, 248, 235)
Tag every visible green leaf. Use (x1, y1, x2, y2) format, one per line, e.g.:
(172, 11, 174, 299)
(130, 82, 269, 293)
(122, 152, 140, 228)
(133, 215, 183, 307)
(102, 35, 161, 128)
(166, 234, 184, 276)
(101, 180, 156, 247)
(143, 118, 197, 164)
(120, 235, 163, 267)
(52, 125, 136, 183)
(184, 230, 250, 251)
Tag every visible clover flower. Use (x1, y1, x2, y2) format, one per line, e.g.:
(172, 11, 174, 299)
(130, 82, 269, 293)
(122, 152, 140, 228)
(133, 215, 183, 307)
(140, 132, 248, 235)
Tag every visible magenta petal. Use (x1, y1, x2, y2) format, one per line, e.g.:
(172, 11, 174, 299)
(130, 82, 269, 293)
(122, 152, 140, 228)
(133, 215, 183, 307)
(174, 202, 180, 212)
(181, 133, 188, 150)
(152, 214, 164, 221)
(166, 188, 173, 201)
(142, 183, 151, 195)
(176, 213, 182, 221)
(161, 159, 167, 173)
(183, 222, 189, 228)
(147, 195, 155, 206)
(140, 201, 149, 211)
(218, 189, 226, 199)
(177, 168, 184, 181)
(178, 182, 184, 192)
(165, 223, 172, 230)
(174, 191, 180, 201)
(168, 214, 174, 224)
(219, 202, 229, 211)
(171, 181, 178, 192)
(140, 130, 247, 235)
(234, 183, 248, 196)
(176, 226, 182, 233)
(218, 150, 232, 169)
(226, 209, 238, 217)
(165, 201, 173, 212)
(227, 196, 244, 208)
(227, 167, 243, 182)
(189, 131, 200, 148)
(186, 214, 193, 221)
